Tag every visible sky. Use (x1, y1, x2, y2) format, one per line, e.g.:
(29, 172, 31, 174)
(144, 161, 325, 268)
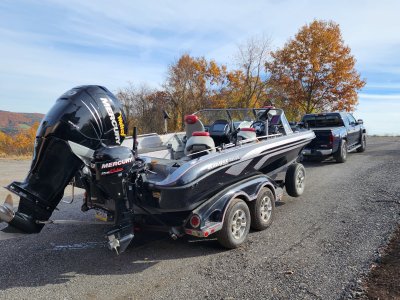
(0, 0, 399, 135)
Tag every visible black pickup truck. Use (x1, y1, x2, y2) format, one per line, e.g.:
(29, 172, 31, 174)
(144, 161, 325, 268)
(300, 112, 366, 163)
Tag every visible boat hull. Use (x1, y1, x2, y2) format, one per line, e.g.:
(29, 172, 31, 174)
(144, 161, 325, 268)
(140, 131, 315, 212)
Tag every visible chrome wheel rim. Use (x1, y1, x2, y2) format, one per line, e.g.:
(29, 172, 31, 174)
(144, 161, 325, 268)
(296, 169, 305, 191)
(260, 196, 272, 222)
(343, 143, 347, 159)
(231, 209, 247, 240)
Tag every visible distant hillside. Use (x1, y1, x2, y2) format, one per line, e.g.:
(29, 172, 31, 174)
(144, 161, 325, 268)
(0, 110, 44, 135)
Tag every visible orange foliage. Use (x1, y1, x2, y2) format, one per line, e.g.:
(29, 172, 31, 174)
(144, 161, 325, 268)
(266, 20, 366, 120)
(164, 54, 229, 129)
(0, 122, 39, 157)
(120, 21, 366, 133)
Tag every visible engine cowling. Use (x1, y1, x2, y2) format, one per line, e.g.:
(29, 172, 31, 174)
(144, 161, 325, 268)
(5, 85, 128, 233)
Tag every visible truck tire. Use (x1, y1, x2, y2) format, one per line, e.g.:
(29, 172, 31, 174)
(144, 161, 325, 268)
(357, 134, 366, 153)
(249, 187, 275, 231)
(217, 198, 251, 249)
(334, 139, 347, 163)
(285, 163, 306, 197)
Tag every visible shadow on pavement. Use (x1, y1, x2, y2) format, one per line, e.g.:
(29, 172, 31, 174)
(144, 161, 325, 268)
(0, 222, 222, 290)
(302, 159, 338, 169)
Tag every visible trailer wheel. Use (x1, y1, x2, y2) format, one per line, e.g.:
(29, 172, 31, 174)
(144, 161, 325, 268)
(217, 198, 250, 249)
(357, 134, 366, 153)
(285, 163, 306, 197)
(334, 139, 347, 163)
(249, 188, 275, 231)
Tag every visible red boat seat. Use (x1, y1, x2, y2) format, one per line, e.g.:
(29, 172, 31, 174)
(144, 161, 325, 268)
(240, 127, 255, 132)
(184, 114, 205, 137)
(192, 131, 210, 136)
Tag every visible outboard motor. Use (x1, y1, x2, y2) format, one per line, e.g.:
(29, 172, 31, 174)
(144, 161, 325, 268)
(88, 145, 139, 253)
(1, 85, 129, 235)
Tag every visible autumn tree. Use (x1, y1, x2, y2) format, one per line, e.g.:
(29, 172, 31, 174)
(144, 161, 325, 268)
(142, 90, 172, 133)
(266, 20, 366, 119)
(116, 83, 138, 135)
(116, 84, 165, 134)
(226, 35, 271, 108)
(0, 131, 13, 157)
(164, 54, 228, 129)
(0, 122, 39, 157)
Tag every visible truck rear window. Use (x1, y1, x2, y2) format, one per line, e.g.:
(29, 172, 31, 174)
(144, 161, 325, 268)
(302, 115, 344, 128)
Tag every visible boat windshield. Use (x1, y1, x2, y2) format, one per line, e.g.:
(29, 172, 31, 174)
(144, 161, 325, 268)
(193, 108, 293, 135)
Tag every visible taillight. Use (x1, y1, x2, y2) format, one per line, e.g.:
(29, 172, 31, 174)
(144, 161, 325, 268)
(189, 214, 201, 228)
(329, 133, 334, 145)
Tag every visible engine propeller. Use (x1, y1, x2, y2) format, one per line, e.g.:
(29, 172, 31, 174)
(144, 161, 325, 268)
(0, 194, 15, 223)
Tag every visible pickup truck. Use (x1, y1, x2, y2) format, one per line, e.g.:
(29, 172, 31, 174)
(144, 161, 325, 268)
(299, 112, 366, 163)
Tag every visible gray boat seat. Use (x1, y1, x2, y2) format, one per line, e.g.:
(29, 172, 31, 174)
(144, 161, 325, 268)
(268, 115, 284, 135)
(184, 115, 205, 138)
(184, 131, 215, 158)
(237, 127, 257, 141)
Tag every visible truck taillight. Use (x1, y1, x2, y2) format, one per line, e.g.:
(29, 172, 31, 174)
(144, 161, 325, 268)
(329, 133, 334, 145)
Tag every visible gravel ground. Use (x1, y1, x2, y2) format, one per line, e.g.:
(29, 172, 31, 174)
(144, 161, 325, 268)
(0, 136, 399, 300)
(363, 225, 400, 299)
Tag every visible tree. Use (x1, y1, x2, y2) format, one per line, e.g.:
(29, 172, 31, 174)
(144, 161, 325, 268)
(0, 131, 13, 157)
(0, 123, 39, 157)
(142, 90, 172, 133)
(164, 54, 228, 129)
(226, 35, 271, 108)
(266, 20, 366, 119)
(116, 83, 137, 135)
(116, 84, 164, 134)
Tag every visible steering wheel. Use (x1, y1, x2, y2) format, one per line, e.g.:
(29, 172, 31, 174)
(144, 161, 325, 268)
(250, 120, 268, 136)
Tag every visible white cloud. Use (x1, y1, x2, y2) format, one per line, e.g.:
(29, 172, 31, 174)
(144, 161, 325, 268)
(1, 0, 400, 115)
(356, 93, 400, 135)
(0, 35, 164, 112)
(359, 93, 400, 100)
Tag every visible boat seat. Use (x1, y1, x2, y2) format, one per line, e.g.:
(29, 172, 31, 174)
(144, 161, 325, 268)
(268, 115, 284, 135)
(209, 119, 231, 145)
(184, 115, 205, 138)
(237, 127, 257, 142)
(184, 131, 215, 158)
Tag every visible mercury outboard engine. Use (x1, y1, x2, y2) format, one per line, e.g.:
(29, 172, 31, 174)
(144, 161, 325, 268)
(0, 85, 139, 253)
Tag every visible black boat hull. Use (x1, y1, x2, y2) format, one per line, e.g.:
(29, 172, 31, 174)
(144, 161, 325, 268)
(141, 132, 314, 212)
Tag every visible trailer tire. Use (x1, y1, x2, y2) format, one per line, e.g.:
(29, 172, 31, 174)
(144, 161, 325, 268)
(334, 139, 347, 163)
(217, 198, 250, 249)
(357, 134, 366, 153)
(249, 188, 275, 231)
(285, 163, 306, 197)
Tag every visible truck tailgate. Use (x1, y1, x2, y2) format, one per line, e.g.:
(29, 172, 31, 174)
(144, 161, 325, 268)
(308, 129, 332, 148)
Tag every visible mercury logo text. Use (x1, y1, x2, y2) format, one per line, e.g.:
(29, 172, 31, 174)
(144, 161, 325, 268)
(100, 97, 120, 144)
(101, 157, 133, 169)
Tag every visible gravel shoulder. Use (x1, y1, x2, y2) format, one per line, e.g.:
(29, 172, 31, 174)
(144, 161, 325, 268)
(0, 136, 399, 299)
(363, 225, 400, 299)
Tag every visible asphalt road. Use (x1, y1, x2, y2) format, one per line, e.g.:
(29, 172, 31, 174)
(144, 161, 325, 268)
(0, 136, 399, 300)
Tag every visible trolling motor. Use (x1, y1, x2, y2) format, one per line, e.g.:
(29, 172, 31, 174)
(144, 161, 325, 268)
(0, 85, 141, 253)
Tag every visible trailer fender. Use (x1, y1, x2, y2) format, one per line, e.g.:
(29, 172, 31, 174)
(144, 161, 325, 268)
(184, 174, 276, 237)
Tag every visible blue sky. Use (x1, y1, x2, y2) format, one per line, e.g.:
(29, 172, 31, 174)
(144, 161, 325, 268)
(1, 0, 399, 134)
